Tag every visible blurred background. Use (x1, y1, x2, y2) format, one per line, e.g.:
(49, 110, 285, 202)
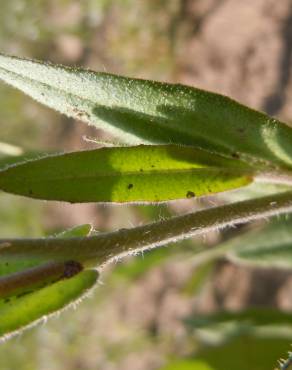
(1, 1, 292, 369)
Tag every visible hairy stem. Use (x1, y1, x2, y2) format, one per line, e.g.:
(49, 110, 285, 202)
(1, 191, 292, 268)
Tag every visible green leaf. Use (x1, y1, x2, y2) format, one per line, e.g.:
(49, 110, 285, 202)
(0, 144, 252, 203)
(185, 308, 292, 328)
(160, 360, 214, 370)
(0, 151, 46, 169)
(0, 269, 98, 340)
(182, 260, 215, 296)
(160, 334, 292, 370)
(195, 334, 292, 370)
(1, 54, 292, 168)
(225, 217, 292, 268)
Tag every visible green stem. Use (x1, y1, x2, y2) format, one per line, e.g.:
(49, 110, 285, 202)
(2, 191, 292, 268)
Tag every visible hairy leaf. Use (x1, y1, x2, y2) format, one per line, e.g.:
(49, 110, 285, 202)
(226, 217, 292, 268)
(0, 269, 98, 340)
(1, 54, 292, 168)
(0, 145, 252, 203)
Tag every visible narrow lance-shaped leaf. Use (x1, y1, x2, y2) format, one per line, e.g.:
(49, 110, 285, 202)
(185, 307, 292, 328)
(1, 54, 292, 168)
(0, 144, 252, 203)
(0, 269, 98, 340)
(225, 216, 292, 268)
(160, 360, 214, 370)
(0, 151, 48, 170)
(195, 335, 292, 370)
(0, 224, 96, 339)
(160, 335, 292, 370)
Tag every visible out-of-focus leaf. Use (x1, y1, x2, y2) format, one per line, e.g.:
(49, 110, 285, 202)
(185, 308, 292, 328)
(1, 54, 292, 168)
(0, 145, 252, 203)
(160, 360, 214, 370)
(0, 269, 98, 340)
(112, 248, 170, 282)
(183, 260, 215, 296)
(225, 217, 292, 268)
(195, 334, 292, 370)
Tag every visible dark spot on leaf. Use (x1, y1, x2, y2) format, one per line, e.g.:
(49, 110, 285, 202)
(28, 189, 33, 195)
(186, 191, 195, 198)
(4, 298, 10, 303)
(151, 165, 155, 168)
(232, 152, 240, 159)
(237, 127, 246, 134)
(127, 183, 134, 189)
(63, 261, 83, 279)
(139, 168, 143, 172)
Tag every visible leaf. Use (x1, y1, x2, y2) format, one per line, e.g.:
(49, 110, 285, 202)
(0, 144, 252, 203)
(160, 360, 214, 370)
(225, 216, 292, 268)
(195, 334, 292, 370)
(0, 269, 98, 340)
(185, 308, 292, 328)
(0, 151, 46, 169)
(1, 53, 292, 168)
(182, 260, 215, 296)
(160, 334, 292, 370)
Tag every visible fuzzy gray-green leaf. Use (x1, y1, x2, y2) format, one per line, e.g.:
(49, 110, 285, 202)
(226, 217, 292, 268)
(1, 54, 292, 168)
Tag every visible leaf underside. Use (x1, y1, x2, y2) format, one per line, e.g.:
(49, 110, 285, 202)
(0, 145, 252, 203)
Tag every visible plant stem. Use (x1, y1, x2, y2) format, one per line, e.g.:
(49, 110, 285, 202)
(2, 191, 292, 268)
